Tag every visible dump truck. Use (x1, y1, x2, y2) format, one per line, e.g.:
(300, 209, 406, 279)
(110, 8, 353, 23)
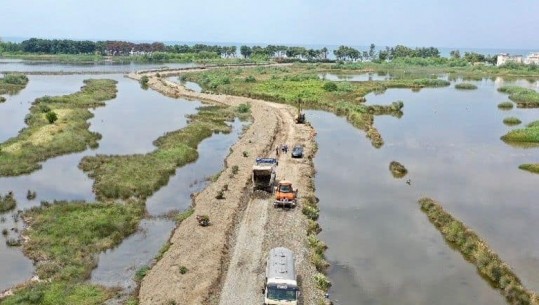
(264, 247, 299, 305)
(274, 180, 298, 208)
(252, 158, 277, 192)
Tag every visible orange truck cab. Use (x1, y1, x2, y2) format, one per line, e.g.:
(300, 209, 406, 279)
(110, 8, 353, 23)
(274, 181, 298, 208)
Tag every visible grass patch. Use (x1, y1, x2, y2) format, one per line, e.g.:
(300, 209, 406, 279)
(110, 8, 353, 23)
(497, 101, 514, 110)
(0, 191, 17, 212)
(419, 197, 539, 304)
(518, 164, 539, 174)
(0, 79, 118, 176)
(22, 199, 144, 281)
(503, 117, 522, 126)
(501, 124, 539, 143)
(455, 82, 478, 90)
(135, 265, 150, 282)
(175, 207, 194, 224)
(0, 73, 29, 95)
(389, 161, 408, 178)
(79, 105, 237, 200)
(498, 86, 539, 108)
(313, 273, 331, 291)
(0, 281, 113, 305)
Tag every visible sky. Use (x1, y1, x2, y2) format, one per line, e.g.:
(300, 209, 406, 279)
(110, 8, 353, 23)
(1, 0, 538, 49)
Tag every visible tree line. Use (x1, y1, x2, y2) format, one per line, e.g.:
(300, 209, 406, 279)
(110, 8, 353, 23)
(0, 37, 498, 64)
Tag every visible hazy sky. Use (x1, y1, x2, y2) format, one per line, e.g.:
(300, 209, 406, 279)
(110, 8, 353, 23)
(1, 0, 538, 49)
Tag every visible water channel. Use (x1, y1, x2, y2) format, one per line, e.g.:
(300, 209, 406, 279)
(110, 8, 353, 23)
(0, 62, 242, 292)
(308, 76, 539, 304)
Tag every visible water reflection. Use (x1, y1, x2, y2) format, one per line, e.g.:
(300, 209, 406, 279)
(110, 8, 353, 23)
(0, 74, 202, 291)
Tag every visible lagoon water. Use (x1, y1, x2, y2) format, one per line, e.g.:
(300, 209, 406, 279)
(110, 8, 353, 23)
(308, 77, 539, 304)
(0, 62, 238, 292)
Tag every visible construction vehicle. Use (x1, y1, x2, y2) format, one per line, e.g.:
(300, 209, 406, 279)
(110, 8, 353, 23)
(274, 180, 298, 208)
(264, 247, 299, 305)
(252, 158, 277, 192)
(295, 98, 305, 124)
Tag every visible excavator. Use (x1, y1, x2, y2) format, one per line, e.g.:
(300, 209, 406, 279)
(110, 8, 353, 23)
(295, 98, 305, 124)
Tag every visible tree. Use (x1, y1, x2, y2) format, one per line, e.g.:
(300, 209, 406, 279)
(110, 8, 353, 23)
(450, 50, 461, 59)
(368, 43, 376, 60)
(46, 111, 58, 124)
(240, 45, 252, 58)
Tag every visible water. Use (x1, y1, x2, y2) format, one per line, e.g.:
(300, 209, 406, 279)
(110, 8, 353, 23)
(91, 119, 244, 289)
(319, 72, 392, 82)
(0, 74, 203, 291)
(166, 77, 202, 93)
(308, 77, 539, 304)
(0, 58, 197, 74)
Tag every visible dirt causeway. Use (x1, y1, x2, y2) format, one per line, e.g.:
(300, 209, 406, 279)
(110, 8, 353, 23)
(128, 69, 327, 305)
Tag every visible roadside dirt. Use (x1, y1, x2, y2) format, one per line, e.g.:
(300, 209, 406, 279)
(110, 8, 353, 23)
(128, 70, 326, 305)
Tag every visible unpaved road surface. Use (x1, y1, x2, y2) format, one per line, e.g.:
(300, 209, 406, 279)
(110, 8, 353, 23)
(128, 70, 325, 305)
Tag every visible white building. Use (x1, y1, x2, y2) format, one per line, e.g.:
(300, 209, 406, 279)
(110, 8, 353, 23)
(497, 52, 539, 66)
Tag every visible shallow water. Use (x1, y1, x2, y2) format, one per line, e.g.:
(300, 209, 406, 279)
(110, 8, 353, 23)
(166, 77, 203, 93)
(0, 58, 197, 73)
(0, 74, 204, 291)
(308, 77, 539, 304)
(91, 119, 244, 289)
(319, 72, 391, 82)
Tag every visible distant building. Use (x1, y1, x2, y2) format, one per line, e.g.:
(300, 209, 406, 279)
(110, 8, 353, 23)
(497, 52, 539, 66)
(525, 53, 539, 65)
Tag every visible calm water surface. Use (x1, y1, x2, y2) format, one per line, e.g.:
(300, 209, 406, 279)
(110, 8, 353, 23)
(0, 73, 207, 291)
(309, 77, 539, 304)
(91, 119, 244, 289)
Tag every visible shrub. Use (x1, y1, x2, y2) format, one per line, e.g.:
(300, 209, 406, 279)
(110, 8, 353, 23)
(503, 117, 521, 126)
(140, 75, 149, 88)
(231, 165, 239, 175)
(497, 101, 514, 109)
(176, 208, 194, 223)
(322, 82, 338, 92)
(237, 103, 251, 113)
(455, 83, 478, 90)
(216, 190, 225, 199)
(242, 151, 249, 157)
(245, 75, 256, 83)
(27, 190, 37, 200)
(0, 96, 5, 103)
(6, 237, 21, 247)
(135, 265, 150, 282)
(0, 192, 17, 212)
(179, 266, 188, 274)
(302, 205, 320, 220)
(313, 273, 331, 291)
(45, 111, 58, 124)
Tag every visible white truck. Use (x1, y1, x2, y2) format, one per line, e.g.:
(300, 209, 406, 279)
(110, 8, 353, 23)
(264, 247, 299, 305)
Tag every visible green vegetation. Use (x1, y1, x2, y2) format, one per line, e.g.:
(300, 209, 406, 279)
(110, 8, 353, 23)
(501, 123, 539, 143)
(519, 164, 539, 174)
(389, 161, 408, 178)
(313, 273, 331, 291)
(23, 200, 144, 281)
(0, 282, 113, 305)
(0, 191, 17, 212)
(182, 65, 419, 148)
(0, 79, 117, 176)
(302, 195, 320, 221)
(498, 101, 514, 109)
(0, 73, 29, 95)
(419, 197, 539, 305)
(135, 265, 150, 282)
(503, 117, 522, 126)
(498, 86, 539, 108)
(2, 199, 144, 304)
(140, 75, 149, 89)
(179, 266, 188, 274)
(79, 106, 237, 200)
(455, 82, 478, 90)
(0, 96, 6, 103)
(176, 207, 194, 224)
